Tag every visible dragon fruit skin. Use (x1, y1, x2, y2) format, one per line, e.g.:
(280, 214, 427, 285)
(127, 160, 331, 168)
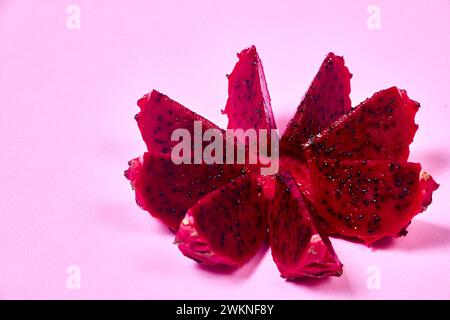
(175, 174, 269, 266)
(281, 53, 352, 157)
(269, 171, 343, 279)
(309, 159, 439, 245)
(304, 87, 419, 162)
(223, 46, 277, 132)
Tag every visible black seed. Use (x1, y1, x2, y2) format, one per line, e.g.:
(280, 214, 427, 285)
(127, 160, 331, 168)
(219, 232, 226, 247)
(389, 163, 395, 172)
(386, 106, 394, 114)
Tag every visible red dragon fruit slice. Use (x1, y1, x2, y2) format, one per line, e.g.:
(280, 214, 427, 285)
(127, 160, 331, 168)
(281, 53, 352, 157)
(175, 174, 268, 266)
(304, 87, 419, 161)
(309, 159, 439, 245)
(124, 152, 248, 231)
(269, 171, 343, 279)
(223, 46, 276, 131)
(279, 155, 313, 202)
(135, 90, 224, 157)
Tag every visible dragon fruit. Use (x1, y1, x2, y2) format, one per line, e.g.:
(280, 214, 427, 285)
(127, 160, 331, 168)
(125, 152, 247, 231)
(126, 46, 439, 280)
(279, 155, 313, 202)
(304, 87, 418, 161)
(269, 171, 343, 278)
(223, 46, 276, 132)
(176, 174, 268, 266)
(281, 53, 352, 157)
(127, 88, 258, 231)
(126, 83, 268, 266)
(309, 159, 439, 244)
(221, 47, 341, 277)
(135, 90, 224, 157)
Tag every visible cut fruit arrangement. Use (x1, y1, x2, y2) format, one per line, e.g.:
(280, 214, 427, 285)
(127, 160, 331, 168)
(125, 46, 439, 280)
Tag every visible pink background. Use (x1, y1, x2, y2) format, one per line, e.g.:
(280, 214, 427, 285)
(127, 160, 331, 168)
(1, 0, 450, 299)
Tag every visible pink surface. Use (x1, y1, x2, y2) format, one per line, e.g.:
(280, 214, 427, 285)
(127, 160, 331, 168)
(1, 0, 450, 299)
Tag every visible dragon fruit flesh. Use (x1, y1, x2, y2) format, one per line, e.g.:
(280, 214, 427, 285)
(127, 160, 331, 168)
(135, 90, 224, 158)
(309, 159, 439, 244)
(281, 53, 352, 157)
(304, 87, 418, 162)
(175, 174, 269, 266)
(125, 152, 248, 231)
(125, 46, 439, 280)
(269, 171, 343, 278)
(223, 46, 277, 132)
